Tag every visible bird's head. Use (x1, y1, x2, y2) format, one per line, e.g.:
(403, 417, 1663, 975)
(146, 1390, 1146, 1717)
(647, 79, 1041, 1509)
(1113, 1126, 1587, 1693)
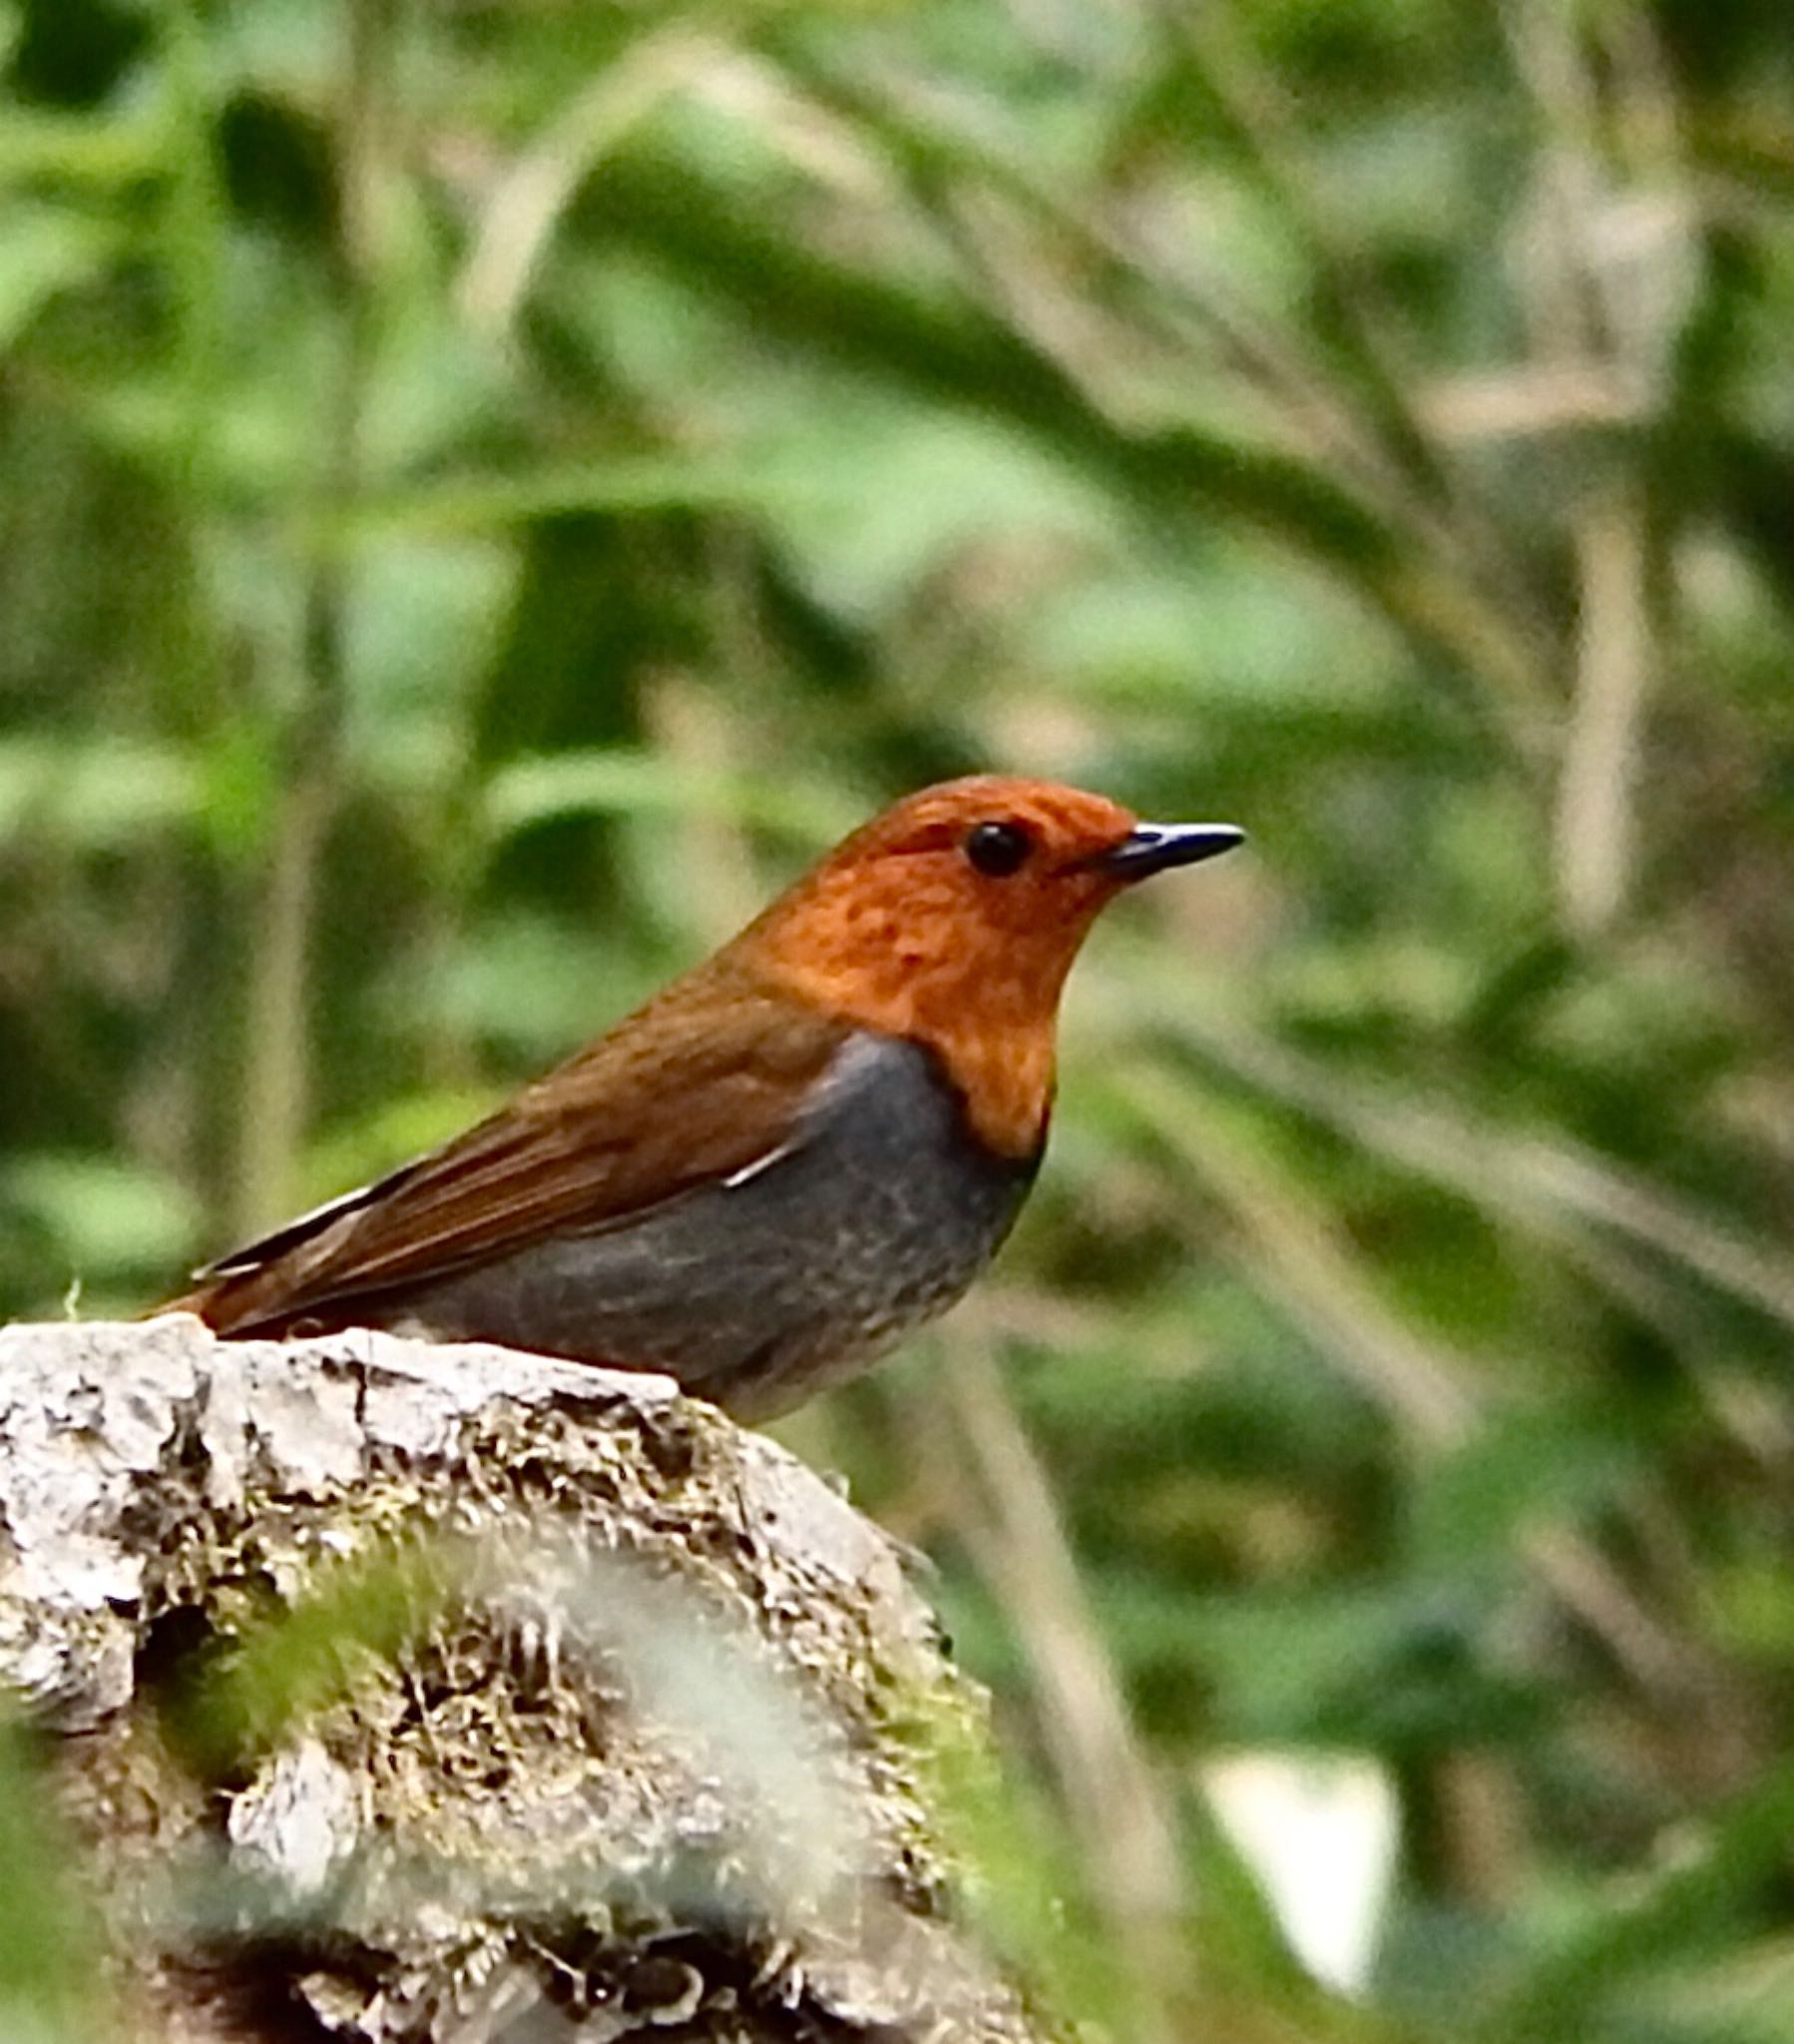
(735, 776, 1243, 1154)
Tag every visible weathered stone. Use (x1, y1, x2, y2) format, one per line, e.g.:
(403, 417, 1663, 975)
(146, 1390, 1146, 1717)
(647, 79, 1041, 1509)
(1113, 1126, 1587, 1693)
(0, 1317, 1052, 2044)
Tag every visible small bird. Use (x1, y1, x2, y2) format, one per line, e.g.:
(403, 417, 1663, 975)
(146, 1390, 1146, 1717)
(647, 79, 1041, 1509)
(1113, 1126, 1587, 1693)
(160, 777, 1241, 1419)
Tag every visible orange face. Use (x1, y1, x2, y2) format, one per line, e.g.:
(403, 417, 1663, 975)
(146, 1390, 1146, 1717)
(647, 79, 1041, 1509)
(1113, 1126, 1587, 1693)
(740, 776, 1240, 1154)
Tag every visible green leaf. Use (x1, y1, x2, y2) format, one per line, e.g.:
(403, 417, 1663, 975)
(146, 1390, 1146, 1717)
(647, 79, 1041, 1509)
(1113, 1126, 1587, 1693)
(2, 1155, 200, 1279)
(0, 203, 120, 348)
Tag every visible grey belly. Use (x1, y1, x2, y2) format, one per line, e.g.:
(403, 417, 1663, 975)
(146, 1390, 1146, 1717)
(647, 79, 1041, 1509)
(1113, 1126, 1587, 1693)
(386, 1034, 1039, 1418)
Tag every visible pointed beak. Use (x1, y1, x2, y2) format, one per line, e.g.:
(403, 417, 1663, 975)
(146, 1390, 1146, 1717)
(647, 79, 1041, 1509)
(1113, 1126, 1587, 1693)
(1095, 820, 1246, 881)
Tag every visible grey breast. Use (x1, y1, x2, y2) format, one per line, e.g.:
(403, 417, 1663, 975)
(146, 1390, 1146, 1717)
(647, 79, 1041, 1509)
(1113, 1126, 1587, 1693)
(392, 1031, 1041, 1416)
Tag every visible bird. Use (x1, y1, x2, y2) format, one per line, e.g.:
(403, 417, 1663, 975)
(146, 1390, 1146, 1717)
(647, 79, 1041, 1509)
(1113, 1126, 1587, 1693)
(158, 776, 1242, 1419)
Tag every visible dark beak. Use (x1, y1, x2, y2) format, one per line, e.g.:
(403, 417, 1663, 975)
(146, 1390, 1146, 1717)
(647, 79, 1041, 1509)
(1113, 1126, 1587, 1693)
(1096, 821, 1245, 880)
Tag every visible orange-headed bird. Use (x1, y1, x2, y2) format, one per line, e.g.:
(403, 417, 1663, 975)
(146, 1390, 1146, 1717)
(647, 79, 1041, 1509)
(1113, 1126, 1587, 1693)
(161, 777, 1241, 1417)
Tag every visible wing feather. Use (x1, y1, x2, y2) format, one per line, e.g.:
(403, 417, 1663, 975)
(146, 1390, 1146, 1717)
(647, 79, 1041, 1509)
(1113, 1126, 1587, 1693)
(169, 971, 851, 1334)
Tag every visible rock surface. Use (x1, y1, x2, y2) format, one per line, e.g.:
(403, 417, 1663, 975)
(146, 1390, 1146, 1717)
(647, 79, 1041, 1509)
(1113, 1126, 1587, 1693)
(0, 1316, 1049, 2044)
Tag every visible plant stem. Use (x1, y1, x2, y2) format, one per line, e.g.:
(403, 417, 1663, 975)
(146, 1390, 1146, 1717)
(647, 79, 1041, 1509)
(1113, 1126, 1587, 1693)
(232, 0, 394, 1230)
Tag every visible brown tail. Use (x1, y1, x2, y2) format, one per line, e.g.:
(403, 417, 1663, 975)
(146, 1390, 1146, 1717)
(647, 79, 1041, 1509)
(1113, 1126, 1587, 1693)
(149, 1287, 213, 1324)
(145, 1272, 310, 1338)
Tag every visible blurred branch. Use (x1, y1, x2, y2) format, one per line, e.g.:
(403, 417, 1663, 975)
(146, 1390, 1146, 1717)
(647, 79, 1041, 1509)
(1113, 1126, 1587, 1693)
(1166, 1009, 1794, 1333)
(1117, 1068, 1474, 1450)
(1556, 488, 1651, 938)
(1415, 364, 1645, 441)
(1151, 1, 1531, 592)
(1431, 1750, 1530, 1912)
(1502, 2, 1693, 939)
(782, 54, 1399, 503)
(931, 1338, 1187, 2039)
(158, 0, 226, 502)
(456, 25, 723, 336)
(1520, 1525, 1732, 1732)
(773, 42, 1558, 751)
(232, 0, 393, 1231)
(1110, 1063, 1738, 1726)
(1151, 0, 1447, 498)
(585, 123, 1552, 752)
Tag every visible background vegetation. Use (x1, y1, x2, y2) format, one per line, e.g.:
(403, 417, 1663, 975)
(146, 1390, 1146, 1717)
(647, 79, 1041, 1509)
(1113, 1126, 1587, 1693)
(3, 0, 1794, 2037)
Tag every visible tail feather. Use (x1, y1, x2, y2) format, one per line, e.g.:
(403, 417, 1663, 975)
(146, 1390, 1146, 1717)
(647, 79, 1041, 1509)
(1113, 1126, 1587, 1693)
(145, 1271, 342, 1340)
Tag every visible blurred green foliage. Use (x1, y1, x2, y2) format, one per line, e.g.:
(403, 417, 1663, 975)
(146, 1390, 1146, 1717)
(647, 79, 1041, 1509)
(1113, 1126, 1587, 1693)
(3, 0, 1794, 2036)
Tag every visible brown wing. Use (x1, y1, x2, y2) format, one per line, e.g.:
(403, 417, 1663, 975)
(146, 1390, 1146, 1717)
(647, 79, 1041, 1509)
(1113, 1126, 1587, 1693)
(164, 969, 852, 1335)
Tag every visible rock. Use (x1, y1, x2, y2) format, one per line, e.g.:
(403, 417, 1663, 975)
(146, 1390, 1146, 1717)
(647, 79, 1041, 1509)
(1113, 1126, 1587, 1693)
(0, 1317, 1052, 2044)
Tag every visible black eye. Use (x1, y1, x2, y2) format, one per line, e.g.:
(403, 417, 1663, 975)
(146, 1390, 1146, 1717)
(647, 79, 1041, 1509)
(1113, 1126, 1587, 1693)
(965, 819, 1034, 877)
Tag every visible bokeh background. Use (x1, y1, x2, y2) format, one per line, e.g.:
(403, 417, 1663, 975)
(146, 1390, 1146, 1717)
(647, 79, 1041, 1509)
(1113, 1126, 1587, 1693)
(4, 0, 1794, 2037)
